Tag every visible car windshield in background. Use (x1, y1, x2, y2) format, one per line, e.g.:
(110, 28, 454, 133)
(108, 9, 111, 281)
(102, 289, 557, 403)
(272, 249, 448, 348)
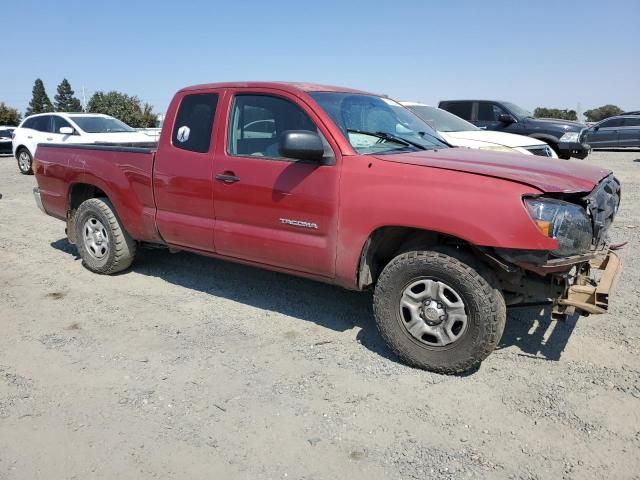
(69, 116, 135, 133)
(502, 102, 532, 119)
(309, 92, 448, 154)
(405, 105, 479, 132)
(0, 130, 13, 138)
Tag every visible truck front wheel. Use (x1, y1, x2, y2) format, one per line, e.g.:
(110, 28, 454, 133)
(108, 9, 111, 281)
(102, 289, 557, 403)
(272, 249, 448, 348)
(74, 198, 136, 274)
(373, 248, 506, 374)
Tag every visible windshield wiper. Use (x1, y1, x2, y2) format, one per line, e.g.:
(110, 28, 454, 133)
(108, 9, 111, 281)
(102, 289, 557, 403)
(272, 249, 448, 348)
(346, 128, 427, 150)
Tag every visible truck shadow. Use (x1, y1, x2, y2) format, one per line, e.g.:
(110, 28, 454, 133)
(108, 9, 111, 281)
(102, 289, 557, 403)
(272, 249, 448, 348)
(51, 239, 577, 368)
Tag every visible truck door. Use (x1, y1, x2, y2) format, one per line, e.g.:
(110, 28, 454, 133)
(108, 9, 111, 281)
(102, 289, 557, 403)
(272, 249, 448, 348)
(153, 90, 221, 251)
(476, 101, 509, 131)
(588, 117, 623, 147)
(619, 117, 640, 147)
(211, 90, 340, 277)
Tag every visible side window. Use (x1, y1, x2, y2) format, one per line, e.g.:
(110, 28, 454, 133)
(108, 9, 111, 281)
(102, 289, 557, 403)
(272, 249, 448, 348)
(477, 102, 505, 121)
(443, 102, 472, 120)
(623, 117, 640, 127)
(27, 116, 51, 132)
(228, 94, 319, 159)
(52, 116, 73, 134)
(172, 93, 219, 153)
(599, 118, 624, 128)
(22, 117, 36, 129)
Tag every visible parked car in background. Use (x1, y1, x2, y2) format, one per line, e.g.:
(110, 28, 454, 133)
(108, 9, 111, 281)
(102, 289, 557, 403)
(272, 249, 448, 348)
(438, 100, 590, 160)
(583, 115, 640, 148)
(400, 102, 557, 157)
(0, 126, 15, 155)
(32, 81, 622, 374)
(12, 113, 157, 174)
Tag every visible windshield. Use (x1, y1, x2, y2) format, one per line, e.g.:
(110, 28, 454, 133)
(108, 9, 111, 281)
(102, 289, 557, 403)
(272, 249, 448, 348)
(404, 105, 479, 132)
(0, 129, 13, 138)
(309, 92, 448, 154)
(69, 116, 135, 133)
(502, 102, 532, 119)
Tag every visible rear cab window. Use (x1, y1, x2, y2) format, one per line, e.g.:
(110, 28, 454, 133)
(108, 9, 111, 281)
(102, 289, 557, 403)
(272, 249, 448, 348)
(172, 93, 219, 153)
(440, 102, 473, 121)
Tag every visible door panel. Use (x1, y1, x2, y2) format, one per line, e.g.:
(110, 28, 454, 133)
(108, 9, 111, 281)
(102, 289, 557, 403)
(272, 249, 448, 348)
(588, 118, 623, 147)
(212, 91, 340, 277)
(153, 91, 221, 251)
(619, 118, 640, 147)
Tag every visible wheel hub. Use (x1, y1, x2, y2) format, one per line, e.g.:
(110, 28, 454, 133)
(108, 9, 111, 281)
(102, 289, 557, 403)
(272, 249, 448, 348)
(399, 278, 469, 347)
(82, 217, 110, 259)
(421, 300, 446, 326)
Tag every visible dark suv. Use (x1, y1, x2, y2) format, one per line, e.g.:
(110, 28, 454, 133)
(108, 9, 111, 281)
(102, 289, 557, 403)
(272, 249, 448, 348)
(438, 100, 590, 160)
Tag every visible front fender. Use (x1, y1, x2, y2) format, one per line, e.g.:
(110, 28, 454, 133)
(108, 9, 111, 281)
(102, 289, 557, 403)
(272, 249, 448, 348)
(334, 156, 558, 289)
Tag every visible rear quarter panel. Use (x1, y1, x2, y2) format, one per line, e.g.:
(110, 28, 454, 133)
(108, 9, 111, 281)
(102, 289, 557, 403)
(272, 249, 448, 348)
(34, 145, 160, 242)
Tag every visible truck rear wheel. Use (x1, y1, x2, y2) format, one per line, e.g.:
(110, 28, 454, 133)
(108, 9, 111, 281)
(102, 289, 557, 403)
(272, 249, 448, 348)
(373, 248, 506, 374)
(74, 198, 136, 274)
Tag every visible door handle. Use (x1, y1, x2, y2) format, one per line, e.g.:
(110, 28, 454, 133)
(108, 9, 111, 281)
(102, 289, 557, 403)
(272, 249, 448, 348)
(46, 137, 53, 141)
(215, 172, 240, 184)
(27, 136, 33, 139)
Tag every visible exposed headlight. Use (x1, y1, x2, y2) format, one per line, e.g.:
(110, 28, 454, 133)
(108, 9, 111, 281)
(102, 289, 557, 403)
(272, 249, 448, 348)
(559, 132, 580, 142)
(478, 145, 516, 153)
(525, 198, 593, 257)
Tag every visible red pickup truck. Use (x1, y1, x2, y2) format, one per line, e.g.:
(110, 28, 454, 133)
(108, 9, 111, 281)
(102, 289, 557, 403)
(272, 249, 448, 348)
(32, 82, 622, 374)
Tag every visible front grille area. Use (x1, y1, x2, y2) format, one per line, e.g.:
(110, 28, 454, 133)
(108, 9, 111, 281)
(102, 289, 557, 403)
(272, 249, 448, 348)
(525, 145, 554, 157)
(585, 174, 621, 249)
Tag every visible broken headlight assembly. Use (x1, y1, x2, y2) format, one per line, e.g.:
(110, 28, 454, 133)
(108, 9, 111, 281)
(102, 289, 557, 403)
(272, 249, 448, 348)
(525, 198, 593, 257)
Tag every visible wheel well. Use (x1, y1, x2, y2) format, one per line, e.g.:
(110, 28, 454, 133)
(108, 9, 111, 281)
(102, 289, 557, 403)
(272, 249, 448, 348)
(69, 183, 108, 210)
(356, 227, 476, 289)
(67, 183, 109, 244)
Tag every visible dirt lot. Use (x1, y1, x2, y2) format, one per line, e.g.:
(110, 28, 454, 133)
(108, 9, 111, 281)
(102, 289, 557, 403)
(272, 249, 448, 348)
(0, 150, 639, 480)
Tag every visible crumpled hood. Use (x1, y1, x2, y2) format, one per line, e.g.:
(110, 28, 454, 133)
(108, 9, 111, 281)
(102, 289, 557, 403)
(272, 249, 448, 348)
(377, 148, 610, 193)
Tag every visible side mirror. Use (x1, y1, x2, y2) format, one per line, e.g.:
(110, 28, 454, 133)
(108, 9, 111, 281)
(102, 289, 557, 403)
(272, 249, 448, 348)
(498, 113, 516, 124)
(279, 130, 325, 162)
(59, 127, 74, 135)
(593, 125, 600, 131)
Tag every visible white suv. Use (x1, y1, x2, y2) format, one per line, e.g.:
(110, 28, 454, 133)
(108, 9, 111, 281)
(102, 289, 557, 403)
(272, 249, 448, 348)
(400, 102, 557, 158)
(13, 113, 157, 174)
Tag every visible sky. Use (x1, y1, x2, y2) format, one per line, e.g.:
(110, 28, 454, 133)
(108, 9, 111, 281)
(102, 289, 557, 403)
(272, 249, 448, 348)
(2, 0, 639, 118)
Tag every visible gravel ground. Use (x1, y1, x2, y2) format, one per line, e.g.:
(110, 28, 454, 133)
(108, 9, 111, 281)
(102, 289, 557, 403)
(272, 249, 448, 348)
(0, 150, 639, 479)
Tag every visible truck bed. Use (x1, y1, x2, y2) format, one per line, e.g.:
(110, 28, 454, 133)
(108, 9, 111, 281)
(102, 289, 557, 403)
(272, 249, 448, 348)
(34, 143, 160, 243)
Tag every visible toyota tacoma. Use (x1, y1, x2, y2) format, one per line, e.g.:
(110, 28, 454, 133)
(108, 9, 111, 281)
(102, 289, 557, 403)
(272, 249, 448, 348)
(32, 82, 621, 374)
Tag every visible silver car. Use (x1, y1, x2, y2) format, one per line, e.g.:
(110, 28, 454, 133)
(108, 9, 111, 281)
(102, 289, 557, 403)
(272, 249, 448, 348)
(584, 115, 640, 148)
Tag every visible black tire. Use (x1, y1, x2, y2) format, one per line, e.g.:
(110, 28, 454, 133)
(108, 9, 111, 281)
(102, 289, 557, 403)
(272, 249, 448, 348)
(16, 148, 33, 175)
(373, 248, 506, 374)
(74, 198, 136, 274)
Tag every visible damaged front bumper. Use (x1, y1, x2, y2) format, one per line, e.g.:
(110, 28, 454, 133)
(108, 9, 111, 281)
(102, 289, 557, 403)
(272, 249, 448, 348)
(554, 250, 622, 317)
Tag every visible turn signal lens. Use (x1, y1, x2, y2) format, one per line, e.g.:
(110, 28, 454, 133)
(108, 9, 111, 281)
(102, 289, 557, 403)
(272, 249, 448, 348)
(534, 220, 552, 236)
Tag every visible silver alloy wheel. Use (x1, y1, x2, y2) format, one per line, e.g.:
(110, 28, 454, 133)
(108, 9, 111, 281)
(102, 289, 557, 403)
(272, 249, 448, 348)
(82, 217, 110, 259)
(18, 151, 31, 171)
(399, 278, 468, 347)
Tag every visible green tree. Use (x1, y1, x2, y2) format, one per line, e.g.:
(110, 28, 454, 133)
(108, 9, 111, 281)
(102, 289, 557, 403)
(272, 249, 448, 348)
(141, 103, 158, 128)
(86, 91, 156, 128)
(25, 79, 54, 116)
(54, 78, 82, 112)
(533, 107, 577, 121)
(583, 104, 624, 122)
(0, 102, 22, 126)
